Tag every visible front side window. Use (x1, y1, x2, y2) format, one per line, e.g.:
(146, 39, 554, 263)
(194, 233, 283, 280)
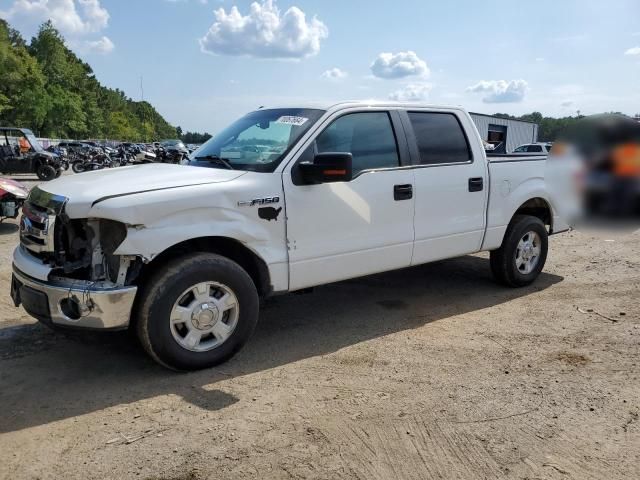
(408, 112, 471, 165)
(514, 146, 527, 153)
(313, 112, 400, 176)
(527, 145, 543, 152)
(191, 108, 324, 172)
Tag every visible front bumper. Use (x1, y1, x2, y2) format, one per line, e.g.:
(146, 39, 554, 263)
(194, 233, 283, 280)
(11, 265, 137, 331)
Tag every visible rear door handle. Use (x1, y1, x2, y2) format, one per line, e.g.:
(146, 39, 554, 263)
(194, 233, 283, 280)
(468, 177, 483, 192)
(394, 184, 413, 200)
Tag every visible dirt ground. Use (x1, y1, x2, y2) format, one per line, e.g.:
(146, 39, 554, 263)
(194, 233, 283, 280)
(0, 174, 638, 480)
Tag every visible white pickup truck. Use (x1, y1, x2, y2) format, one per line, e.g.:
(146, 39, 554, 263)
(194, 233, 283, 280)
(10, 102, 572, 370)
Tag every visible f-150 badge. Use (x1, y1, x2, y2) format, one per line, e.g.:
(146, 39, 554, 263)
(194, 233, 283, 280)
(238, 196, 280, 207)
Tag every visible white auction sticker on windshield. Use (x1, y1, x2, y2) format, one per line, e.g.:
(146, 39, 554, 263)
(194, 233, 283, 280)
(276, 116, 308, 126)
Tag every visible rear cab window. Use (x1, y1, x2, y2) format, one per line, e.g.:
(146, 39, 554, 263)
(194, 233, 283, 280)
(407, 112, 472, 165)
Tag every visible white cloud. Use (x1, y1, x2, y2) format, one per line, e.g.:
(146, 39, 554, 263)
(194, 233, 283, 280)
(77, 35, 113, 54)
(466, 79, 528, 103)
(388, 83, 432, 102)
(1, 0, 113, 52)
(321, 67, 347, 80)
(1, 0, 109, 34)
(624, 46, 640, 56)
(370, 51, 429, 79)
(199, 0, 328, 59)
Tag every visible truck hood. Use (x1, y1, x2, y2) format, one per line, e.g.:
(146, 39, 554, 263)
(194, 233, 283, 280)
(38, 164, 246, 218)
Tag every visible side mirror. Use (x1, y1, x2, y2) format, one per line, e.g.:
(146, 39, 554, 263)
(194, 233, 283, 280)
(298, 152, 353, 184)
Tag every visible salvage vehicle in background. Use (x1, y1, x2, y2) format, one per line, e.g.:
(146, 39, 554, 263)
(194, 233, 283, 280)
(513, 142, 553, 154)
(0, 177, 28, 222)
(0, 128, 64, 180)
(560, 114, 640, 215)
(160, 139, 189, 163)
(9, 102, 575, 370)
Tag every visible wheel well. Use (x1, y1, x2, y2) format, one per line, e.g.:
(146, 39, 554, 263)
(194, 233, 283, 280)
(138, 237, 272, 296)
(514, 198, 553, 231)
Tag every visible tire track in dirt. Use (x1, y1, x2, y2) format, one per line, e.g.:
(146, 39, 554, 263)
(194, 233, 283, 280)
(323, 415, 504, 479)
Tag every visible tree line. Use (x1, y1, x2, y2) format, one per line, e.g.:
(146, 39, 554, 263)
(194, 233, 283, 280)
(491, 111, 640, 142)
(0, 19, 177, 141)
(175, 127, 212, 145)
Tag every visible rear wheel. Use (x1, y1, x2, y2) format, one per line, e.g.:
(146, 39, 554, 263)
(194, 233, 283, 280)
(135, 253, 259, 370)
(490, 214, 548, 287)
(36, 164, 56, 181)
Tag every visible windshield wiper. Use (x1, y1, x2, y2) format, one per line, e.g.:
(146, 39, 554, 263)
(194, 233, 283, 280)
(194, 154, 235, 170)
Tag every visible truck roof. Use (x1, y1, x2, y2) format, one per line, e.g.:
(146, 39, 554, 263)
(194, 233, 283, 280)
(255, 101, 467, 114)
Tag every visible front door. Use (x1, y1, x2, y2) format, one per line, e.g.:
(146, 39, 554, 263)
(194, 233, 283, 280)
(283, 110, 415, 290)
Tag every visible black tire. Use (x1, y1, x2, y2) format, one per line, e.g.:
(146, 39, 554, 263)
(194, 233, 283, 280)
(135, 253, 259, 370)
(490, 214, 548, 287)
(71, 161, 85, 173)
(54, 168, 62, 178)
(36, 164, 56, 181)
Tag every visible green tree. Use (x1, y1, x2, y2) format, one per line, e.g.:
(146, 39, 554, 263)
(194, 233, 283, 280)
(0, 19, 177, 140)
(0, 20, 49, 130)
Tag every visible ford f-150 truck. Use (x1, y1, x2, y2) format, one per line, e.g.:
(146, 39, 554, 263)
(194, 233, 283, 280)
(10, 102, 573, 370)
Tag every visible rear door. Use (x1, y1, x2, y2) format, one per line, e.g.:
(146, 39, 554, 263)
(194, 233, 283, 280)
(401, 110, 488, 265)
(283, 109, 415, 290)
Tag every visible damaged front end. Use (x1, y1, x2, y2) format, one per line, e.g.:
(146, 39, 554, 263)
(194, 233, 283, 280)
(12, 187, 141, 329)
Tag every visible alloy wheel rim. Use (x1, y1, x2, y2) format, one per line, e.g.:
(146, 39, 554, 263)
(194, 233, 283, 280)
(515, 231, 542, 275)
(169, 281, 239, 352)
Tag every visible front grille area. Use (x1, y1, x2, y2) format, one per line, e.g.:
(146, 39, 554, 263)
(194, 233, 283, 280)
(20, 202, 56, 255)
(19, 187, 68, 259)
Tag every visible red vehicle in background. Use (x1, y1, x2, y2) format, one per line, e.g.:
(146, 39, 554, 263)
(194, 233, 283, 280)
(0, 177, 28, 223)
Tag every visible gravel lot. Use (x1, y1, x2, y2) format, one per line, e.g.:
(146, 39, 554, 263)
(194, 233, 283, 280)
(0, 174, 638, 480)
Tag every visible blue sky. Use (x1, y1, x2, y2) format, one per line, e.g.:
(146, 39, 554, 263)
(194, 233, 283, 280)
(2, 0, 639, 133)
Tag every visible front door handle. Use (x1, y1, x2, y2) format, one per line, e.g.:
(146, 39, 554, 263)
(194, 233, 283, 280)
(394, 184, 413, 200)
(468, 177, 483, 192)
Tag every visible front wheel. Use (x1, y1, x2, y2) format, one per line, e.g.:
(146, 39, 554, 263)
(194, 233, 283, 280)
(71, 161, 85, 173)
(490, 214, 548, 287)
(135, 253, 259, 370)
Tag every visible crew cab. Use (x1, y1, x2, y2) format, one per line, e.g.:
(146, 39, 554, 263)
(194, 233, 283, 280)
(10, 102, 573, 370)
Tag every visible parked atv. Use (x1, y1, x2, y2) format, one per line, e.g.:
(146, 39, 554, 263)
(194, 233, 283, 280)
(0, 177, 28, 222)
(0, 128, 64, 181)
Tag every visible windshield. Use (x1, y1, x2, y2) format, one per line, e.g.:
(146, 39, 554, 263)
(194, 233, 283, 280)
(23, 130, 44, 152)
(190, 108, 325, 172)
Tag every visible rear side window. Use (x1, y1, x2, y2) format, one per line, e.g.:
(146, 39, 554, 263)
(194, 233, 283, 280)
(408, 112, 471, 165)
(527, 145, 543, 152)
